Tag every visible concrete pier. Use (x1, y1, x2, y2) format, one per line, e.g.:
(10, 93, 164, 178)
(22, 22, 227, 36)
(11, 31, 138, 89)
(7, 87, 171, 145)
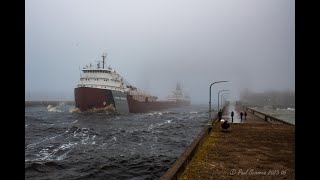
(161, 102, 295, 180)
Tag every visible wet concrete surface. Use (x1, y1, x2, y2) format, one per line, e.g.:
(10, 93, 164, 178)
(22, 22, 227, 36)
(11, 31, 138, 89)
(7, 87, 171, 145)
(178, 103, 295, 180)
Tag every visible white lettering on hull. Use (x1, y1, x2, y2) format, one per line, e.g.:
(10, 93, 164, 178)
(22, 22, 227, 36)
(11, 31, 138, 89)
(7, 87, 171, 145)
(114, 96, 127, 101)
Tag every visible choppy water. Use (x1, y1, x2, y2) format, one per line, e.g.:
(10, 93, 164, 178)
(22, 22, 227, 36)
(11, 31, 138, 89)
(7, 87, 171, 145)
(250, 106, 295, 125)
(25, 103, 210, 180)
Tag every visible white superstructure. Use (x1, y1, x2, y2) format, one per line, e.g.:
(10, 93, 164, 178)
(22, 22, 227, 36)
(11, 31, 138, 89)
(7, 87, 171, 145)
(76, 53, 158, 102)
(76, 53, 126, 92)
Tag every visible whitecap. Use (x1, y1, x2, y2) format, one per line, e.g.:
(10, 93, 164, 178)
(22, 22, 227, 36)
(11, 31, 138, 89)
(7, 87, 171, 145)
(71, 120, 78, 124)
(189, 111, 198, 114)
(47, 104, 63, 112)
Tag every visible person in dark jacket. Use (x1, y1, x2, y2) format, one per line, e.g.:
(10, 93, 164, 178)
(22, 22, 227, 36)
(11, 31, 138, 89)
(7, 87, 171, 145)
(231, 111, 234, 123)
(218, 109, 222, 121)
(244, 111, 247, 120)
(240, 111, 243, 122)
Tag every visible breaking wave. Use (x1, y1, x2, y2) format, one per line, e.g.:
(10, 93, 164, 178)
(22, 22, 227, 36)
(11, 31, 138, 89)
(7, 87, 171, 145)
(47, 102, 66, 112)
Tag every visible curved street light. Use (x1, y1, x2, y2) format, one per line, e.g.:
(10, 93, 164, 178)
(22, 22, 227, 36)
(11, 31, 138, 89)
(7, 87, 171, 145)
(218, 90, 230, 111)
(221, 93, 230, 109)
(209, 81, 228, 120)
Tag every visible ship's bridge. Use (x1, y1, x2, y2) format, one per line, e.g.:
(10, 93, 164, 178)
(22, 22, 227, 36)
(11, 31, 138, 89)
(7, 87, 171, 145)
(76, 63, 126, 92)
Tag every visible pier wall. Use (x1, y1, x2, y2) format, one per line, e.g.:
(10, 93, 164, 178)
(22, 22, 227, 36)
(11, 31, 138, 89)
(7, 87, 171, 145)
(245, 107, 294, 125)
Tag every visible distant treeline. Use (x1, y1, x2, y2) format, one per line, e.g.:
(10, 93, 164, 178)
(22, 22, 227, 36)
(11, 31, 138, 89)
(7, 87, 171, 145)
(25, 101, 74, 107)
(239, 89, 295, 108)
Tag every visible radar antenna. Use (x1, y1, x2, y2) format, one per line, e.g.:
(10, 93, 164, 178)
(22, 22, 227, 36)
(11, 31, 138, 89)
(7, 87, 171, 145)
(102, 53, 107, 69)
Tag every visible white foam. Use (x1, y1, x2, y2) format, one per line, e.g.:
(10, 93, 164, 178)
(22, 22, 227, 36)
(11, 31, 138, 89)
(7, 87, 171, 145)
(35, 142, 77, 161)
(81, 135, 90, 144)
(71, 120, 78, 124)
(56, 149, 71, 160)
(26, 134, 64, 149)
(165, 120, 172, 123)
(146, 122, 166, 131)
(47, 104, 63, 112)
(69, 107, 81, 113)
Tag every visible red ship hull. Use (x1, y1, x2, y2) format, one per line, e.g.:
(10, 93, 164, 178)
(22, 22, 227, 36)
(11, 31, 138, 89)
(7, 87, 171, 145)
(74, 87, 115, 112)
(126, 95, 178, 113)
(74, 87, 181, 113)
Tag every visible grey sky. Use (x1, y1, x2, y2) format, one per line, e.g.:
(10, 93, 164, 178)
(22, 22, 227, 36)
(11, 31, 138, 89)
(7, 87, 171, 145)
(25, 0, 295, 103)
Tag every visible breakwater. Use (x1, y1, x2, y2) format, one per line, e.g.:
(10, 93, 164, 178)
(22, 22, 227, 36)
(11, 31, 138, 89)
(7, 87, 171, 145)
(25, 101, 74, 107)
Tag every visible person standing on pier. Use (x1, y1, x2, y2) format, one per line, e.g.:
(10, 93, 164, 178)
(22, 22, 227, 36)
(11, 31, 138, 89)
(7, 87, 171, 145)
(231, 111, 234, 123)
(240, 111, 243, 122)
(244, 111, 247, 120)
(218, 109, 222, 121)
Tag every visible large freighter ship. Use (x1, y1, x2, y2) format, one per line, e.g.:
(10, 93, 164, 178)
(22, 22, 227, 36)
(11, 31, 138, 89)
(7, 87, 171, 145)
(74, 53, 181, 113)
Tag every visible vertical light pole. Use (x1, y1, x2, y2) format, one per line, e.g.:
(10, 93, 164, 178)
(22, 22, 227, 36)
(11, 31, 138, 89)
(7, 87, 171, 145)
(218, 90, 230, 112)
(209, 81, 228, 120)
(221, 93, 230, 109)
(220, 93, 230, 107)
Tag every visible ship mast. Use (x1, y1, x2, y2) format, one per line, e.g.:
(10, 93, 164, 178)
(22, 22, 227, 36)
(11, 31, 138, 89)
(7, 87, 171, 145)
(102, 53, 107, 69)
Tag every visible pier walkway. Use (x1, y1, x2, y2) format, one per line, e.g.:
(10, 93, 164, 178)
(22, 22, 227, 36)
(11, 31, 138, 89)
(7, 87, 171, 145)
(162, 103, 295, 180)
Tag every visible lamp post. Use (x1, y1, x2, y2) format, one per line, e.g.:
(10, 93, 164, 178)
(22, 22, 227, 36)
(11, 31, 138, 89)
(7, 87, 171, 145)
(209, 81, 228, 120)
(218, 90, 230, 112)
(221, 93, 230, 109)
(220, 92, 231, 108)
